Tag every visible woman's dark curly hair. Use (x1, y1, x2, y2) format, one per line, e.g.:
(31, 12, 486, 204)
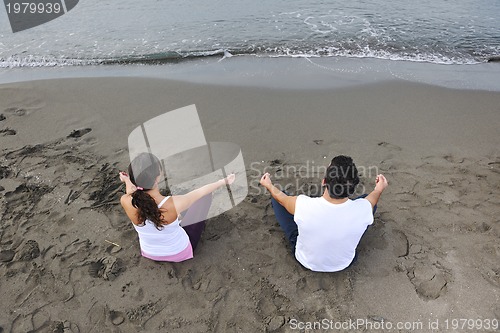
(324, 155, 360, 199)
(128, 152, 165, 230)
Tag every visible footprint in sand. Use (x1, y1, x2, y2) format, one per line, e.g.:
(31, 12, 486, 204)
(4, 107, 27, 116)
(17, 240, 40, 261)
(394, 231, 452, 300)
(399, 243, 452, 300)
(295, 269, 355, 321)
(477, 244, 500, 288)
(54, 238, 96, 263)
(0, 165, 12, 179)
(257, 277, 291, 311)
(88, 256, 123, 281)
(0, 128, 16, 136)
(407, 261, 450, 300)
(269, 158, 283, 166)
(109, 310, 125, 326)
(442, 154, 467, 164)
(0, 250, 15, 262)
(49, 322, 65, 333)
(392, 229, 409, 257)
(67, 128, 92, 138)
(377, 141, 402, 151)
(267, 316, 285, 331)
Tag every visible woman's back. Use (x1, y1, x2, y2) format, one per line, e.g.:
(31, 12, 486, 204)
(132, 196, 193, 261)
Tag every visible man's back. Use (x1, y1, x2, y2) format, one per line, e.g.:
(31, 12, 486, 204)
(294, 195, 373, 272)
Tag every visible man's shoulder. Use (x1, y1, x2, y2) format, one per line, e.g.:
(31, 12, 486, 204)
(296, 194, 320, 202)
(295, 195, 325, 211)
(349, 197, 371, 207)
(295, 194, 314, 210)
(349, 198, 374, 216)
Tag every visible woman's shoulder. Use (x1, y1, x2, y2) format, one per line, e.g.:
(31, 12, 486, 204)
(120, 193, 134, 207)
(161, 195, 175, 207)
(159, 197, 179, 225)
(120, 194, 144, 226)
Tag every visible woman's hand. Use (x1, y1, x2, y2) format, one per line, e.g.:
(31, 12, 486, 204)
(223, 173, 236, 185)
(119, 171, 137, 193)
(119, 171, 130, 183)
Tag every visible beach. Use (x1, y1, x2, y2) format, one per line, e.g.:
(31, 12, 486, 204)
(0, 58, 499, 332)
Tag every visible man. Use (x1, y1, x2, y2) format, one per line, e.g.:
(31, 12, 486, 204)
(260, 155, 388, 272)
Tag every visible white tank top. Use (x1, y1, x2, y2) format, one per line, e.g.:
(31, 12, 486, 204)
(132, 196, 190, 256)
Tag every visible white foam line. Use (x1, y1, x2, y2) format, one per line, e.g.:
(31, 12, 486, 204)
(304, 57, 362, 74)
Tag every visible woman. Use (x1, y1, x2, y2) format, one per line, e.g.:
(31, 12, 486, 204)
(119, 152, 235, 262)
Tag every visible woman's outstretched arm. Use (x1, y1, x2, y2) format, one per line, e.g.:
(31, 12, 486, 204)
(171, 174, 235, 214)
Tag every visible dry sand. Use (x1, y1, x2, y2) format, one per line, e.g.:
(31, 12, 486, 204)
(0, 75, 499, 332)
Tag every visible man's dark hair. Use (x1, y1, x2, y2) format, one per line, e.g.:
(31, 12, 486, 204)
(324, 155, 360, 199)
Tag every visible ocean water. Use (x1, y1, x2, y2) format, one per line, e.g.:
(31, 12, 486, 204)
(0, 0, 499, 68)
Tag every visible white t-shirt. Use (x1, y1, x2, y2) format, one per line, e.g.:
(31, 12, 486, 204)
(294, 195, 374, 272)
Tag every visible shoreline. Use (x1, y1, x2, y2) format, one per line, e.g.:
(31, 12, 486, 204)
(1, 55, 500, 92)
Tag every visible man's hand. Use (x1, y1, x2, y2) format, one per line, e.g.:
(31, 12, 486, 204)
(260, 172, 272, 189)
(366, 174, 388, 209)
(259, 172, 296, 215)
(374, 174, 388, 193)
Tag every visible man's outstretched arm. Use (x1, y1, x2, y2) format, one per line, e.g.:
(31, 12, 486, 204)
(260, 172, 297, 215)
(366, 174, 388, 208)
